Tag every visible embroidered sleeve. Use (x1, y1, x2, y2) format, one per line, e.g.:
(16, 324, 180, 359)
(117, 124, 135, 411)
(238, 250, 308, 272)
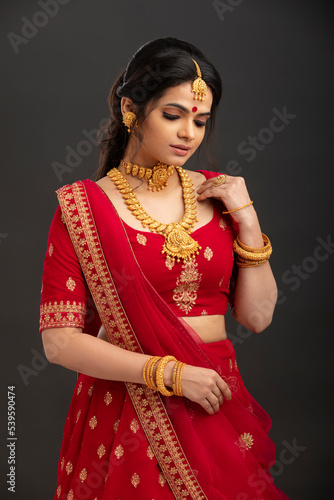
(39, 206, 88, 332)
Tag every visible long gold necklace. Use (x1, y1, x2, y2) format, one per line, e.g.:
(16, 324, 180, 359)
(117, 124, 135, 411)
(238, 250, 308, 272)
(107, 166, 202, 263)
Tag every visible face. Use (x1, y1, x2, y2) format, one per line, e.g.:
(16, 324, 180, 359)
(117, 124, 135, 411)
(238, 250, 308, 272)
(128, 81, 213, 167)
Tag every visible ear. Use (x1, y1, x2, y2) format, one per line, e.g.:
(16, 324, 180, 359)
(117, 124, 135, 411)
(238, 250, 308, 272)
(121, 97, 136, 115)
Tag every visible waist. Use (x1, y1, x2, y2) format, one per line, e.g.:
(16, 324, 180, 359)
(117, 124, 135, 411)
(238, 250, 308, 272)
(180, 314, 227, 344)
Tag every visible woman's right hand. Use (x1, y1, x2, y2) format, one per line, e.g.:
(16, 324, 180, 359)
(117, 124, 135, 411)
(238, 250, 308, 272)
(164, 362, 232, 415)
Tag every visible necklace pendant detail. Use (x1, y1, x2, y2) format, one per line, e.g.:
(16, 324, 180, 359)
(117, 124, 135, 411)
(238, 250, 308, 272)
(162, 224, 201, 263)
(148, 163, 174, 192)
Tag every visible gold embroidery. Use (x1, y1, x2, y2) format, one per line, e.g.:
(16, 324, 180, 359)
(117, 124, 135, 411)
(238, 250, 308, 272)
(131, 472, 140, 488)
(130, 418, 140, 434)
(147, 445, 154, 460)
(229, 359, 233, 372)
(104, 392, 112, 405)
(56, 485, 61, 498)
(67, 490, 73, 500)
(240, 433, 254, 449)
(66, 277, 76, 291)
(77, 381, 82, 395)
(219, 277, 224, 287)
(65, 461, 73, 475)
(159, 472, 167, 486)
(136, 233, 147, 246)
(40, 300, 86, 330)
(89, 416, 97, 429)
(76, 409, 81, 422)
(88, 384, 94, 397)
(49, 243, 54, 256)
(201, 310, 208, 315)
(79, 468, 87, 482)
(219, 218, 227, 230)
(204, 247, 213, 261)
(234, 360, 238, 371)
(97, 444, 106, 459)
(172, 260, 202, 314)
(114, 444, 124, 459)
(165, 256, 175, 270)
(60, 457, 65, 471)
(57, 182, 208, 500)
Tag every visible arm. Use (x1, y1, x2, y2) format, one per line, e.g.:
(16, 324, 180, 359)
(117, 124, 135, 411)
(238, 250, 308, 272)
(197, 176, 277, 333)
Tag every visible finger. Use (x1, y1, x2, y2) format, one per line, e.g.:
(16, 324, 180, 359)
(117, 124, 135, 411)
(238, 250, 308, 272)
(212, 387, 224, 405)
(217, 380, 232, 401)
(197, 179, 229, 195)
(206, 395, 221, 414)
(202, 399, 215, 415)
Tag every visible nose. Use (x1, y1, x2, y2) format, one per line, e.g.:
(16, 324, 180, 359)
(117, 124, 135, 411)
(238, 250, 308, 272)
(177, 119, 195, 141)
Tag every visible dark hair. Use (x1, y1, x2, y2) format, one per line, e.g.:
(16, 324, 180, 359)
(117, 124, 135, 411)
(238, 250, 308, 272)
(95, 37, 222, 180)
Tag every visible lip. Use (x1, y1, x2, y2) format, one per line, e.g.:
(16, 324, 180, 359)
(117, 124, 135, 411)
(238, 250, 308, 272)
(170, 144, 191, 156)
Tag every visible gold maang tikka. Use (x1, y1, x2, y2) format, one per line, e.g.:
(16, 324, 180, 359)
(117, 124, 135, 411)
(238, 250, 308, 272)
(120, 159, 175, 192)
(191, 59, 207, 101)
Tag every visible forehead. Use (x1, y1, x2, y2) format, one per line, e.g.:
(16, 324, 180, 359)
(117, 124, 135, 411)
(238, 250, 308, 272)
(158, 81, 213, 112)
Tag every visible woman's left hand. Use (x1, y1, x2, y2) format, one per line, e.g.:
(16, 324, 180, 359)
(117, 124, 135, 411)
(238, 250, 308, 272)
(196, 175, 255, 224)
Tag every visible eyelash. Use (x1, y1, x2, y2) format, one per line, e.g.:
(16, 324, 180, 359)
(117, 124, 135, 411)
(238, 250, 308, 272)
(163, 112, 206, 128)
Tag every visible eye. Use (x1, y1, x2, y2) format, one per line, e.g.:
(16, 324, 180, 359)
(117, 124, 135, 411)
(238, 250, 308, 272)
(195, 120, 206, 128)
(163, 112, 179, 120)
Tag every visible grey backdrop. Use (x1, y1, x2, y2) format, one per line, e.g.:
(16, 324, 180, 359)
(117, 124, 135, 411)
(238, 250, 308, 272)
(1, 1, 333, 499)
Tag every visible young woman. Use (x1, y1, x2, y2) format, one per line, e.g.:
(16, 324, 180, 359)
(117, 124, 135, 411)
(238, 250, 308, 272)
(40, 37, 289, 500)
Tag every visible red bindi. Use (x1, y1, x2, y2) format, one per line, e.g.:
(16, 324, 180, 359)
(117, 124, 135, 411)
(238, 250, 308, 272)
(192, 106, 198, 113)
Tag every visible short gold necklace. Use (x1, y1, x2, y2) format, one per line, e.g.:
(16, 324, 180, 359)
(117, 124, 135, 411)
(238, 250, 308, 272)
(107, 166, 202, 263)
(120, 159, 174, 192)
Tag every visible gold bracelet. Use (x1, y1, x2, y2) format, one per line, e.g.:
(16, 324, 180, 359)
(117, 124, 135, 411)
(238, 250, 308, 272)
(156, 356, 177, 396)
(235, 257, 269, 268)
(173, 361, 185, 397)
(143, 357, 154, 387)
(233, 241, 272, 261)
(147, 356, 161, 391)
(236, 233, 271, 253)
(222, 201, 253, 214)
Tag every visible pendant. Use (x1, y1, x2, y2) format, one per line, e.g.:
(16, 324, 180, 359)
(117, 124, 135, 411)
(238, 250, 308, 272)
(148, 163, 174, 192)
(161, 224, 201, 263)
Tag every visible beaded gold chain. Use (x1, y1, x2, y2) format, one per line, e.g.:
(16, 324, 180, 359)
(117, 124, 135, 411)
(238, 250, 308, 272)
(107, 166, 202, 263)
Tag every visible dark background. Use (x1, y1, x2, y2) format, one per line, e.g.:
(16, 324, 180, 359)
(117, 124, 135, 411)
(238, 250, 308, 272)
(1, 1, 333, 498)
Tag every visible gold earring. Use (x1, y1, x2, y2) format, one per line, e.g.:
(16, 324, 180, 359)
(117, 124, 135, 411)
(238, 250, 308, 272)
(122, 111, 137, 133)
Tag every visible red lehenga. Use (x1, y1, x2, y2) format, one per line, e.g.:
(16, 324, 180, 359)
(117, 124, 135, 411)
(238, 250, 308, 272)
(39, 171, 289, 500)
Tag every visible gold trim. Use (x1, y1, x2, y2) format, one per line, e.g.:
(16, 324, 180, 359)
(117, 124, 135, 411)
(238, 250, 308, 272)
(40, 300, 86, 330)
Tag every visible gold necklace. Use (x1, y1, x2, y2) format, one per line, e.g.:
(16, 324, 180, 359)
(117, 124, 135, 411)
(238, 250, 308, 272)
(107, 166, 202, 263)
(120, 159, 175, 192)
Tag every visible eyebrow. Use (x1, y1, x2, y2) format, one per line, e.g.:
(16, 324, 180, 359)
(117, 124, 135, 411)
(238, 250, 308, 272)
(164, 102, 211, 117)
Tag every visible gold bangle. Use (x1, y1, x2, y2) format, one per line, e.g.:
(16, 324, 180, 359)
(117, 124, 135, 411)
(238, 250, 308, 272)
(233, 241, 272, 261)
(156, 356, 177, 396)
(236, 233, 271, 253)
(147, 356, 161, 391)
(173, 361, 185, 397)
(143, 357, 154, 387)
(222, 201, 253, 214)
(236, 258, 269, 268)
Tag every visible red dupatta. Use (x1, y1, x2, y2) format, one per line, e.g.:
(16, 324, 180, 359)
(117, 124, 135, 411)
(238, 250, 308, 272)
(56, 177, 288, 500)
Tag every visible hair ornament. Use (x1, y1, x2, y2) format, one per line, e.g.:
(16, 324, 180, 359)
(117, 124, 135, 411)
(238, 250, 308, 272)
(191, 59, 207, 101)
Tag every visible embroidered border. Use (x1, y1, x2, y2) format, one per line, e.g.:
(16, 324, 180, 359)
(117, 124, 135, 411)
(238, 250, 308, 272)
(40, 300, 86, 331)
(57, 182, 207, 500)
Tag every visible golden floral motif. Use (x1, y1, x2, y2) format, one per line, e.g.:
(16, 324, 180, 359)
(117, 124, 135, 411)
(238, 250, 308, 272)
(97, 444, 106, 459)
(89, 416, 97, 429)
(219, 218, 227, 230)
(130, 418, 140, 434)
(114, 444, 124, 459)
(204, 247, 213, 261)
(172, 260, 202, 314)
(77, 381, 82, 395)
(131, 472, 140, 488)
(234, 360, 238, 371)
(240, 433, 254, 450)
(40, 300, 86, 331)
(67, 490, 74, 500)
(159, 472, 167, 487)
(76, 409, 81, 423)
(165, 256, 175, 270)
(60, 457, 65, 471)
(49, 243, 54, 257)
(79, 468, 88, 482)
(56, 485, 61, 498)
(229, 359, 233, 372)
(113, 419, 120, 432)
(66, 277, 76, 291)
(65, 461, 73, 475)
(147, 445, 154, 460)
(88, 385, 94, 397)
(104, 392, 112, 405)
(136, 233, 147, 246)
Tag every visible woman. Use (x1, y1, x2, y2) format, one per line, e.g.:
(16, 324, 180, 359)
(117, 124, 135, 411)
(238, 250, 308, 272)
(40, 38, 289, 499)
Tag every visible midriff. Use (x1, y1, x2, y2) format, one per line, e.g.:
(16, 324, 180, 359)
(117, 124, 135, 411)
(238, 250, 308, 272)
(181, 314, 228, 343)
